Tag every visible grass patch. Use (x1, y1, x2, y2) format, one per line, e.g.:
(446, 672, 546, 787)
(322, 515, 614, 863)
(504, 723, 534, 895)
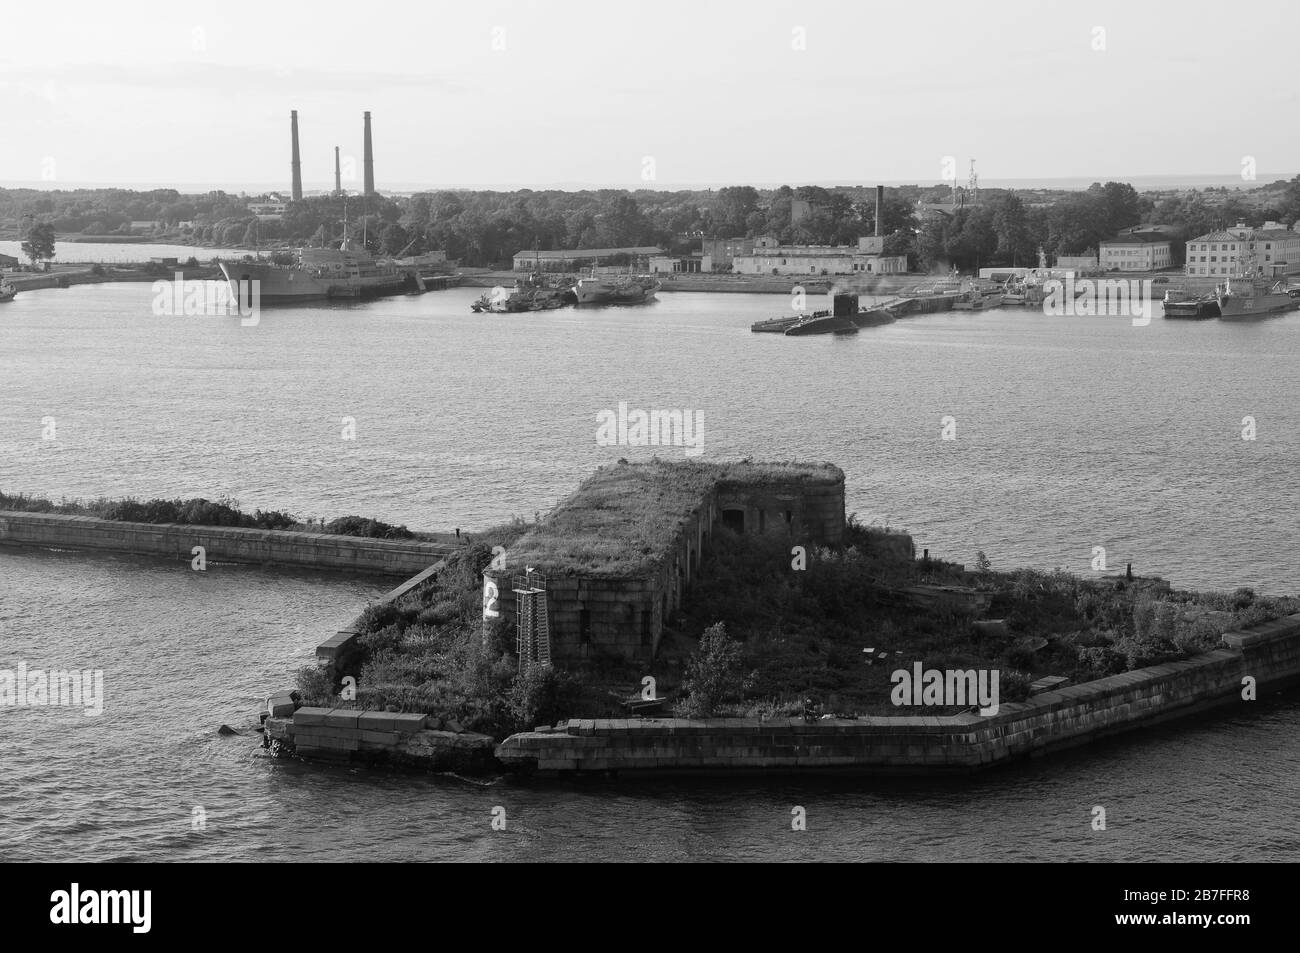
(504, 458, 842, 577)
(0, 491, 416, 539)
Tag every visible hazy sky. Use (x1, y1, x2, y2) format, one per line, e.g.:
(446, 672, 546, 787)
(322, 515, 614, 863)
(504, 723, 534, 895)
(2, 0, 1296, 191)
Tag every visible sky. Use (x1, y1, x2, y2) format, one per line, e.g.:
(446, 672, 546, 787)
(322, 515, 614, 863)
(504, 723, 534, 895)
(1, 0, 1297, 192)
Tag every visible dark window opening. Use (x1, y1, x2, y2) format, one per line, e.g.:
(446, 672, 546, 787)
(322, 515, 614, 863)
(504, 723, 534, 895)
(579, 608, 591, 644)
(759, 509, 766, 532)
(640, 610, 651, 646)
(721, 508, 745, 533)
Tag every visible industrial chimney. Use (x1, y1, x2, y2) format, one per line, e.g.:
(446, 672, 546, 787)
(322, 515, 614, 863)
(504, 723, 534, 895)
(362, 111, 375, 195)
(334, 146, 342, 196)
(875, 185, 884, 238)
(290, 110, 303, 202)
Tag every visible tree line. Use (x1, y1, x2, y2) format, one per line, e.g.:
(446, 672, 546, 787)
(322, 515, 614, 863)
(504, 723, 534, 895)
(5, 175, 1299, 272)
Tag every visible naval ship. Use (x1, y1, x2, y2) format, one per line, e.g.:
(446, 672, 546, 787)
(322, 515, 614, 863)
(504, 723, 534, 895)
(218, 241, 415, 303)
(1216, 243, 1300, 320)
(1217, 274, 1300, 319)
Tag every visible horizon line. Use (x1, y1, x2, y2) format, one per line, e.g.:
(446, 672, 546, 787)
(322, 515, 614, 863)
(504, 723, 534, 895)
(1, 172, 1294, 196)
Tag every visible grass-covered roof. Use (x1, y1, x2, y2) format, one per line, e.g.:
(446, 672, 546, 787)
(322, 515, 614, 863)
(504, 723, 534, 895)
(502, 459, 842, 577)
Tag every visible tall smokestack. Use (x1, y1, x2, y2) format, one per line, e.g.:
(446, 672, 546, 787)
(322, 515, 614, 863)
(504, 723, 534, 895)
(363, 111, 375, 195)
(334, 146, 342, 196)
(875, 185, 884, 238)
(290, 110, 303, 201)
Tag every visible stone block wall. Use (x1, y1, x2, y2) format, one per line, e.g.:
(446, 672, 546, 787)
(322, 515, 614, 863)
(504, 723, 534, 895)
(0, 511, 452, 575)
(483, 469, 845, 664)
(494, 613, 1300, 773)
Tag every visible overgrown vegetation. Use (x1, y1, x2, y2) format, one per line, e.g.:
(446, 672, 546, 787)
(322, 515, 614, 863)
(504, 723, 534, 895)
(294, 506, 1299, 735)
(0, 491, 413, 539)
(295, 519, 592, 738)
(506, 459, 842, 576)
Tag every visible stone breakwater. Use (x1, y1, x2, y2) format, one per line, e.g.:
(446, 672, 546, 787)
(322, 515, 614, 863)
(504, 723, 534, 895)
(263, 706, 497, 772)
(0, 510, 453, 575)
(492, 614, 1300, 776)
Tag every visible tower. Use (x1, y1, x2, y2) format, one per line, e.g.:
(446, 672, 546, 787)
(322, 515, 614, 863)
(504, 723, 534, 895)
(362, 111, 375, 196)
(334, 146, 342, 196)
(290, 110, 303, 201)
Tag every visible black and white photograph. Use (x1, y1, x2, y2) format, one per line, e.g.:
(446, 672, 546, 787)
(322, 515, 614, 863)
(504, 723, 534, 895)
(0, 0, 1295, 912)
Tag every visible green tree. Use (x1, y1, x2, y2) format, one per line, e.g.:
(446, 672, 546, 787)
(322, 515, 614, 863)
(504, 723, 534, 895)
(677, 622, 754, 717)
(991, 193, 1033, 266)
(21, 222, 56, 267)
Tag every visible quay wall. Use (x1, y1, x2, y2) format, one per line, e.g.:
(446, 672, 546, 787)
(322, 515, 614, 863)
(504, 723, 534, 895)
(494, 614, 1300, 775)
(0, 510, 452, 576)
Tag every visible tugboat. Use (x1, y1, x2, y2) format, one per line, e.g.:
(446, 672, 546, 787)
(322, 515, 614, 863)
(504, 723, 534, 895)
(471, 272, 574, 313)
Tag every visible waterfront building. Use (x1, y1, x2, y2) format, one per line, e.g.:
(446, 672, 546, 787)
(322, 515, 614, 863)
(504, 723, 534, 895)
(702, 237, 754, 268)
(1099, 231, 1173, 271)
(649, 254, 712, 274)
(1056, 253, 1099, 272)
(248, 201, 288, 222)
(1183, 222, 1300, 277)
(730, 235, 907, 276)
(512, 246, 664, 272)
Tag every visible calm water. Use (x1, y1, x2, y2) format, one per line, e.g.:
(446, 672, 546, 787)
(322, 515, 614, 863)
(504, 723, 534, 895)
(1, 282, 1298, 861)
(0, 240, 254, 264)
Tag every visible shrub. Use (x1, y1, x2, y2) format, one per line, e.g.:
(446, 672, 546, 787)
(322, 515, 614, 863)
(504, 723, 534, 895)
(676, 622, 755, 718)
(506, 665, 567, 730)
(325, 515, 415, 539)
(295, 664, 334, 707)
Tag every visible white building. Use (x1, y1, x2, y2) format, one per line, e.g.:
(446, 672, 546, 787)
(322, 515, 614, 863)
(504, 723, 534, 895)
(1184, 223, 1300, 278)
(649, 255, 712, 274)
(248, 202, 287, 222)
(1099, 232, 1172, 271)
(731, 236, 907, 276)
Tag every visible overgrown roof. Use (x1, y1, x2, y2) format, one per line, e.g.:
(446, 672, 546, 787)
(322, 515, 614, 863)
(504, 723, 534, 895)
(500, 459, 842, 578)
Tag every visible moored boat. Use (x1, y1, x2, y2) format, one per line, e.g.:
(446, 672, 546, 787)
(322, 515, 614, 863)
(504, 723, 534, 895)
(1217, 275, 1299, 319)
(751, 309, 827, 333)
(784, 313, 856, 336)
(1162, 288, 1219, 319)
(0, 279, 17, 303)
(573, 272, 660, 305)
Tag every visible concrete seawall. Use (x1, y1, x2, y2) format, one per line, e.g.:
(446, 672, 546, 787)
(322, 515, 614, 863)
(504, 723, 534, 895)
(0, 510, 453, 575)
(494, 614, 1300, 776)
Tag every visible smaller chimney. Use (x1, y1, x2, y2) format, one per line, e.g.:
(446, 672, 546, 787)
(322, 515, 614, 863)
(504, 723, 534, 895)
(875, 185, 884, 238)
(334, 146, 341, 196)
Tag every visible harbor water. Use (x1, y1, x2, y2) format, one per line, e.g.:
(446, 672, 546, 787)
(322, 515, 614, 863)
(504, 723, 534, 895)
(1, 277, 1298, 861)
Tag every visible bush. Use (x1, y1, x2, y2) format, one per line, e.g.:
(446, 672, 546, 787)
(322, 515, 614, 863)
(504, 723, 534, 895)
(295, 664, 334, 707)
(676, 622, 755, 718)
(506, 665, 575, 730)
(324, 515, 415, 539)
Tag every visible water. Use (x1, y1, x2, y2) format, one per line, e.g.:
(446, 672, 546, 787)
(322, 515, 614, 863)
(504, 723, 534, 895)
(0, 240, 254, 264)
(1, 283, 1298, 861)
(2, 283, 1297, 592)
